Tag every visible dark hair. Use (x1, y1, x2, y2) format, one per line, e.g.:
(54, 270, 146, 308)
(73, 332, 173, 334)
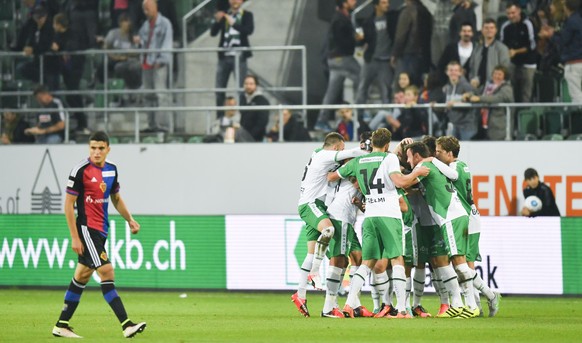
(89, 131, 110, 145)
(436, 135, 460, 157)
(422, 135, 437, 156)
(483, 18, 497, 26)
(33, 84, 50, 96)
(524, 168, 538, 180)
(460, 21, 473, 29)
(53, 13, 69, 28)
(323, 132, 344, 147)
(224, 96, 236, 103)
(244, 74, 259, 86)
(406, 141, 430, 158)
(336, 0, 348, 7)
(493, 65, 509, 80)
(360, 131, 373, 151)
(506, 2, 521, 10)
(371, 128, 392, 148)
(118, 12, 131, 25)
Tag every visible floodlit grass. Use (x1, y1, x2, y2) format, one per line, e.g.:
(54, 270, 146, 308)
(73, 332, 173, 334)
(0, 289, 581, 342)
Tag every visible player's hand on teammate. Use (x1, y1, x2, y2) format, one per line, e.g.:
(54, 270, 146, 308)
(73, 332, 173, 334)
(421, 157, 433, 163)
(413, 165, 430, 177)
(129, 219, 140, 234)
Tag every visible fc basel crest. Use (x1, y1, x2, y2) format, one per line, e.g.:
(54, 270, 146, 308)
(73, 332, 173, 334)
(99, 181, 107, 193)
(100, 251, 108, 261)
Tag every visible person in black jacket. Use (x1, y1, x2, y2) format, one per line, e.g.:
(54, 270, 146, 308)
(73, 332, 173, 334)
(521, 168, 561, 217)
(355, 0, 398, 105)
(210, 0, 254, 118)
(240, 75, 269, 142)
(500, 3, 538, 103)
(437, 22, 474, 86)
(266, 109, 312, 142)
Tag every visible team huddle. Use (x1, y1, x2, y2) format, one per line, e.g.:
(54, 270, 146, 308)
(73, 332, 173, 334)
(292, 129, 501, 319)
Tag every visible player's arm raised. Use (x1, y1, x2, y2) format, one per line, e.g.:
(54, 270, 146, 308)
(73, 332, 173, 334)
(111, 192, 140, 234)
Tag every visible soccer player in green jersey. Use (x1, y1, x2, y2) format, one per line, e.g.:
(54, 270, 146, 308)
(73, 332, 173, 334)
(292, 132, 366, 317)
(432, 136, 501, 317)
(328, 128, 429, 318)
(406, 141, 480, 318)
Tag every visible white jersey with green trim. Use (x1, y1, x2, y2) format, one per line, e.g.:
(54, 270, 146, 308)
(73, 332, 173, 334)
(337, 152, 402, 219)
(298, 147, 366, 206)
(327, 178, 360, 225)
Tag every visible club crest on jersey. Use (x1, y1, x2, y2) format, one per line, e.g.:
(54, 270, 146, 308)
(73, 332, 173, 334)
(99, 181, 107, 193)
(100, 251, 108, 261)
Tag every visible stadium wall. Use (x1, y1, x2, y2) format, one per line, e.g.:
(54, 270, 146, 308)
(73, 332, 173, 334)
(1, 215, 581, 295)
(0, 142, 581, 216)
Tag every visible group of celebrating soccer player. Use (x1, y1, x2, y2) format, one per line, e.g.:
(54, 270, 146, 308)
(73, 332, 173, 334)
(292, 129, 501, 319)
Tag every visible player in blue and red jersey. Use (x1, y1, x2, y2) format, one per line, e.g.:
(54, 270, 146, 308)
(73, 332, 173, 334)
(52, 131, 146, 339)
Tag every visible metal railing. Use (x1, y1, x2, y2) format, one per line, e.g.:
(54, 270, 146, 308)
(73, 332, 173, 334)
(182, 0, 214, 48)
(0, 45, 308, 131)
(352, 0, 373, 27)
(2, 102, 581, 144)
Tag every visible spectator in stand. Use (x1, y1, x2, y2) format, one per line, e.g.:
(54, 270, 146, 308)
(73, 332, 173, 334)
(16, 4, 59, 91)
(1, 111, 35, 144)
(437, 21, 475, 85)
(240, 75, 269, 142)
(66, 0, 99, 50)
(419, 71, 446, 136)
(356, 0, 398, 106)
(334, 102, 371, 141)
(368, 91, 405, 131)
(211, 0, 254, 118)
(521, 168, 561, 217)
(391, 85, 428, 140)
(500, 2, 538, 103)
(393, 71, 411, 102)
(12, 0, 60, 52)
(266, 109, 312, 142)
(206, 96, 254, 142)
(449, 0, 477, 44)
(135, 0, 173, 132)
(25, 85, 66, 144)
(313, 0, 363, 131)
(110, 0, 130, 28)
(539, 0, 582, 103)
(104, 13, 142, 91)
(469, 18, 510, 90)
(442, 60, 477, 140)
(391, 0, 433, 87)
(464, 65, 514, 140)
(51, 13, 89, 134)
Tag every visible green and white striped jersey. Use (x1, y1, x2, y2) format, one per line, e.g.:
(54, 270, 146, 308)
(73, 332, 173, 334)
(337, 152, 402, 219)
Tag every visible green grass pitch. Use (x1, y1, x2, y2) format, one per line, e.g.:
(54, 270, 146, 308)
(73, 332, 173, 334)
(1, 289, 581, 342)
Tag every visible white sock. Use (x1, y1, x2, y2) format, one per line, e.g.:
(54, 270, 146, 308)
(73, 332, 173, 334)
(298, 253, 313, 299)
(412, 267, 426, 308)
(405, 276, 412, 309)
(392, 265, 407, 312)
(473, 272, 495, 300)
(349, 265, 358, 279)
(455, 263, 478, 310)
(372, 272, 388, 310)
(432, 268, 450, 305)
(370, 279, 380, 310)
(385, 269, 394, 306)
(311, 227, 333, 274)
(346, 265, 370, 308)
(323, 266, 342, 313)
(436, 265, 464, 308)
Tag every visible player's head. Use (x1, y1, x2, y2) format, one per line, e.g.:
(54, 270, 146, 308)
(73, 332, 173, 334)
(323, 132, 345, 151)
(405, 141, 430, 168)
(524, 167, 540, 188)
(88, 131, 111, 167)
(421, 135, 437, 156)
(359, 131, 373, 152)
(371, 128, 391, 152)
(435, 135, 460, 164)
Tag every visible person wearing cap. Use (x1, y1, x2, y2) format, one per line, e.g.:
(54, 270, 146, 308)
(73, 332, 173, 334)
(16, 4, 60, 90)
(521, 168, 561, 217)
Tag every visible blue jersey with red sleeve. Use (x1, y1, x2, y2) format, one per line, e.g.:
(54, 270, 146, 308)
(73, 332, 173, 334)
(66, 158, 120, 236)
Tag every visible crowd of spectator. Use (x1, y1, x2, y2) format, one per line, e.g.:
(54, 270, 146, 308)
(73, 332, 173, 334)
(1, 0, 581, 144)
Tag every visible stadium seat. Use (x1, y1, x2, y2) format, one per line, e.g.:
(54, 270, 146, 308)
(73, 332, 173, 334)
(567, 133, 582, 140)
(166, 136, 185, 143)
(188, 136, 204, 143)
(108, 136, 120, 144)
(120, 136, 134, 144)
(541, 134, 563, 140)
(517, 108, 541, 139)
(568, 109, 582, 135)
(0, 0, 14, 21)
(542, 109, 566, 135)
(141, 136, 160, 144)
(561, 78, 571, 103)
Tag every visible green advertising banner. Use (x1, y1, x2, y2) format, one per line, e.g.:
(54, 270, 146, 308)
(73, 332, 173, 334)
(0, 215, 226, 289)
(561, 217, 582, 295)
